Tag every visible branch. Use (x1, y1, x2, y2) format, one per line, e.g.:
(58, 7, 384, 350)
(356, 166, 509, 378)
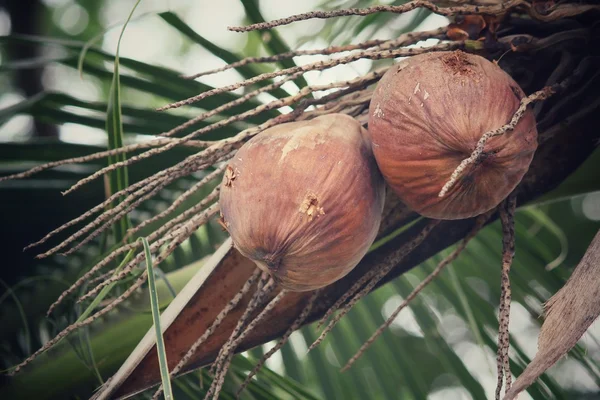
(228, 0, 523, 32)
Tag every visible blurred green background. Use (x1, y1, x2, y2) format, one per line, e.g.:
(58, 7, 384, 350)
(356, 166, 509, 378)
(0, 1, 599, 399)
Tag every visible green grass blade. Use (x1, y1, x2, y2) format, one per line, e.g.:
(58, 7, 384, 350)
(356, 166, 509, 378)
(77, 9, 163, 79)
(105, 0, 141, 245)
(141, 237, 174, 400)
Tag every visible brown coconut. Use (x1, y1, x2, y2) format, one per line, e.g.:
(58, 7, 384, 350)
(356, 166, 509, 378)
(219, 113, 385, 292)
(368, 50, 538, 220)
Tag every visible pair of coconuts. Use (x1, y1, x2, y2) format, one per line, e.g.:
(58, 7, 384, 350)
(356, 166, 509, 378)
(219, 50, 538, 292)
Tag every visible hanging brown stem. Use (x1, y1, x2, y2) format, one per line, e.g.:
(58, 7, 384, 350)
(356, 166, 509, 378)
(301, 89, 372, 121)
(317, 266, 379, 329)
(495, 195, 517, 400)
(27, 147, 214, 255)
(184, 42, 389, 80)
(205, 274, 273, 399)
(125, 164, 227, 240)
(38, 145, 227, 258)
(37, 155, 210, 259)
(87, 269, 117, 287)
(59, 180, 169, 257)
(208, 275, 273, 377)
(26, 174, 165, 253)
(159, 71, 305, 138)
(46, 242, 137, 316)
(47, 178, 220, 315)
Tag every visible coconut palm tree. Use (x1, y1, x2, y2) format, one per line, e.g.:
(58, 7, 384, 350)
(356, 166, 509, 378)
(1, 1, 599, 399)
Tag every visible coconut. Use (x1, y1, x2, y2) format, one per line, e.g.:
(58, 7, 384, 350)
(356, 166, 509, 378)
(219, 113, 386, 291)
(368, 50, 538, 220)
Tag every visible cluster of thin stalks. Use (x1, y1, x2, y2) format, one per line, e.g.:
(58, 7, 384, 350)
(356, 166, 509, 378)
(4, 0, 594, 397)
(4, 16, 454, 377)
(495, 195, 517, 400)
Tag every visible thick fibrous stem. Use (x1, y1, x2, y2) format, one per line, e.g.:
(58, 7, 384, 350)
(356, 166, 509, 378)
(308, 220, 440, 352)
(342, 211, 493, 372)
(184, 27, 446, 80)
(439, 86, 556, 198)
(495, 195, 517, 400)
(151, 268, 263, 400)
(228, 0, 523, 32)
(236, 289, 320, 398)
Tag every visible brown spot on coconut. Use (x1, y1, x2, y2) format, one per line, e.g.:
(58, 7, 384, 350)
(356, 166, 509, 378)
(224, 166, 236, 187)
(219, 113, 386, 291)
(368, 50, 538, 220)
